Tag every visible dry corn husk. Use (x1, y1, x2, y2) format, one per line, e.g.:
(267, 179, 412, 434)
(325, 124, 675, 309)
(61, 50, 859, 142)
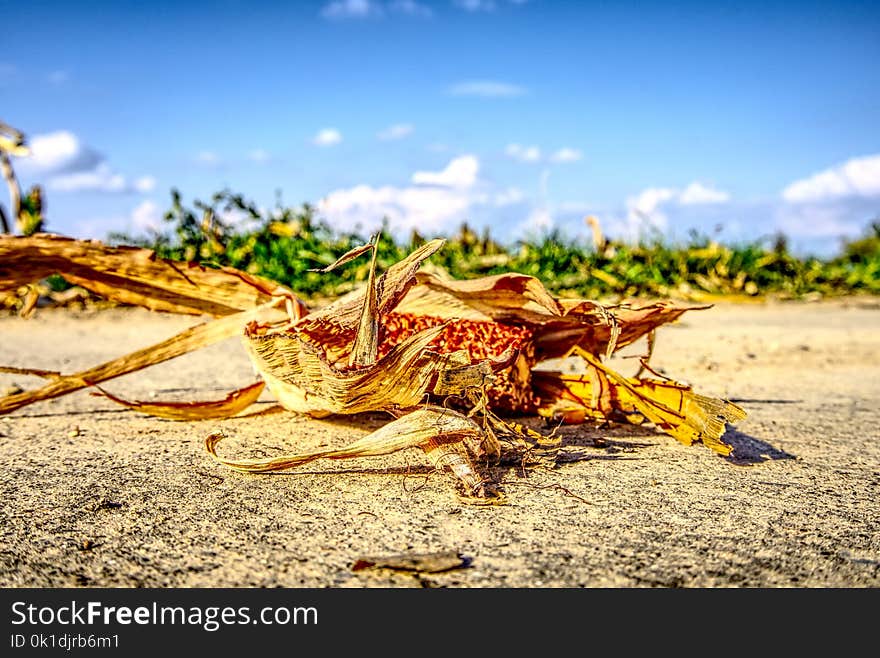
(92, 381, 266, 421)
(0, 232, 747, 497)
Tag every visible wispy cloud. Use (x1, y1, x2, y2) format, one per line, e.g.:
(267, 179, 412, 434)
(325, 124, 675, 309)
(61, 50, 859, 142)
(17, 130, 154, 194)
(48, 164, 127, 192)
(782, 154, 880, 203)
(321, 0, 381, 20)
(320, 0, 432, 19)
(679, 182, 730, 205)
(505, 143, 542, 163)
(448, 80, 527, 98)
(549, 147, 582, 164)
(453, 0, 528, 12)
(130, 199, 163, 232)
(133, 176, 156, 192)
(506, 144, 582, 164)
(453, 0, 496, 11)
(377, 123, 414, 141)
(624, 182, 730, 232)
(312, 128, 343, 147)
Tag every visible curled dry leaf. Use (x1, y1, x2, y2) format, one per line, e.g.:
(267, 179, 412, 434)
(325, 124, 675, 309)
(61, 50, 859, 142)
(93, 381, 266, 421)
(532, 347, 747, 455)
(0, 233, 298, 416)
(206, 406, 490, 496)
(0, 233, 296, 316)
(0, 232, 747, 498)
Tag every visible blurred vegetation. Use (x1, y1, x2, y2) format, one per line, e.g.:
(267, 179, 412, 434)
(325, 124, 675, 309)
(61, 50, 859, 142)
(105, 188, 880, 303)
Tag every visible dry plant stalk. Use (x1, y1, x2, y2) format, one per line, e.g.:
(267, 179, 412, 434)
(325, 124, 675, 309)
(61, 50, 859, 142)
(0, 232, 746, 498)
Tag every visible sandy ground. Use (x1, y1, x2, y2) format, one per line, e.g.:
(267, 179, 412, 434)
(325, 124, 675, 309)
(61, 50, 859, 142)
(0, 299, 878, 588)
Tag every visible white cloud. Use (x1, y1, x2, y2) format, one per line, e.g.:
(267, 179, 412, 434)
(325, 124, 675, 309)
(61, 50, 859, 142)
(19, 130, 152, 194)
(505, 143, 542, 163)
(389, 0, 433, 17)
(377, 123, 414, 141)
(782, 154, 880, 203)
(454, 0, 496, 11)
(319, 155, 485, 235)
(772, 156, 880, 248)
(72, 199, 165, 238)
(411, 155, 479, 187)
(626, 187, 677, 230)
(448, 80, 527, 98)
(320, 183, 474, 234)
(679, 182, 730, 205)
(320, 0, 431, 19)
(505, 145, 582, 164)
(247, 149, 271, 163)
(626, 182, 731, 227)
(130, 200, 162, 232)
(133, 176, 156, 193)
(49, 164, 127, 192)
(312, 128, 343, 147)
(549, 147, 582, 164)
(320, 0, 380, 19)
(21, 131, 101, 173)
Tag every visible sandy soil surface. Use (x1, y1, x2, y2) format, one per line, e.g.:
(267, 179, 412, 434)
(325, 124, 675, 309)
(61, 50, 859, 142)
(1, 299, 878, 588)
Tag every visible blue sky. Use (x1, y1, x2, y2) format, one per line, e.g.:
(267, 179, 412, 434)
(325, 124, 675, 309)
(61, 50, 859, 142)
(2, 0, 879, 255)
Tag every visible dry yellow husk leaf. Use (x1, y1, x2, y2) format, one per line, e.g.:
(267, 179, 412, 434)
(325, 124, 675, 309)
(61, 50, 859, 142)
(93, 381, 266, 421)
(206, 405, 491, 496)
(532, 348, 747, 455)
(0, 233, 298, 416)
(0, 233, 295, 316)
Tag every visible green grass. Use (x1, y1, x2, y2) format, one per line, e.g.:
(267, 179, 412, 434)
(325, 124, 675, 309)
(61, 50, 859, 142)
(109, 188, 880, 302)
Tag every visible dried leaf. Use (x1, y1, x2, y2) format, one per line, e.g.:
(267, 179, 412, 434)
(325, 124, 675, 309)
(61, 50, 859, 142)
(0, 233, 300, 317)
(245, 321, 515, 419)
(294, 238, 445, 360)
(307, 242, 374, 273)
(0, 234, 304, 417)
(352, 550, 468, 573)
(398, 271, 708, 359)
(93, 381, 265, 421)
(206, 406, 488, 494)
(348, 236, 380, 368)
(0, 300, 287, 416)
(534, 347, 746, 455)
(0, 366, 62, 379)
